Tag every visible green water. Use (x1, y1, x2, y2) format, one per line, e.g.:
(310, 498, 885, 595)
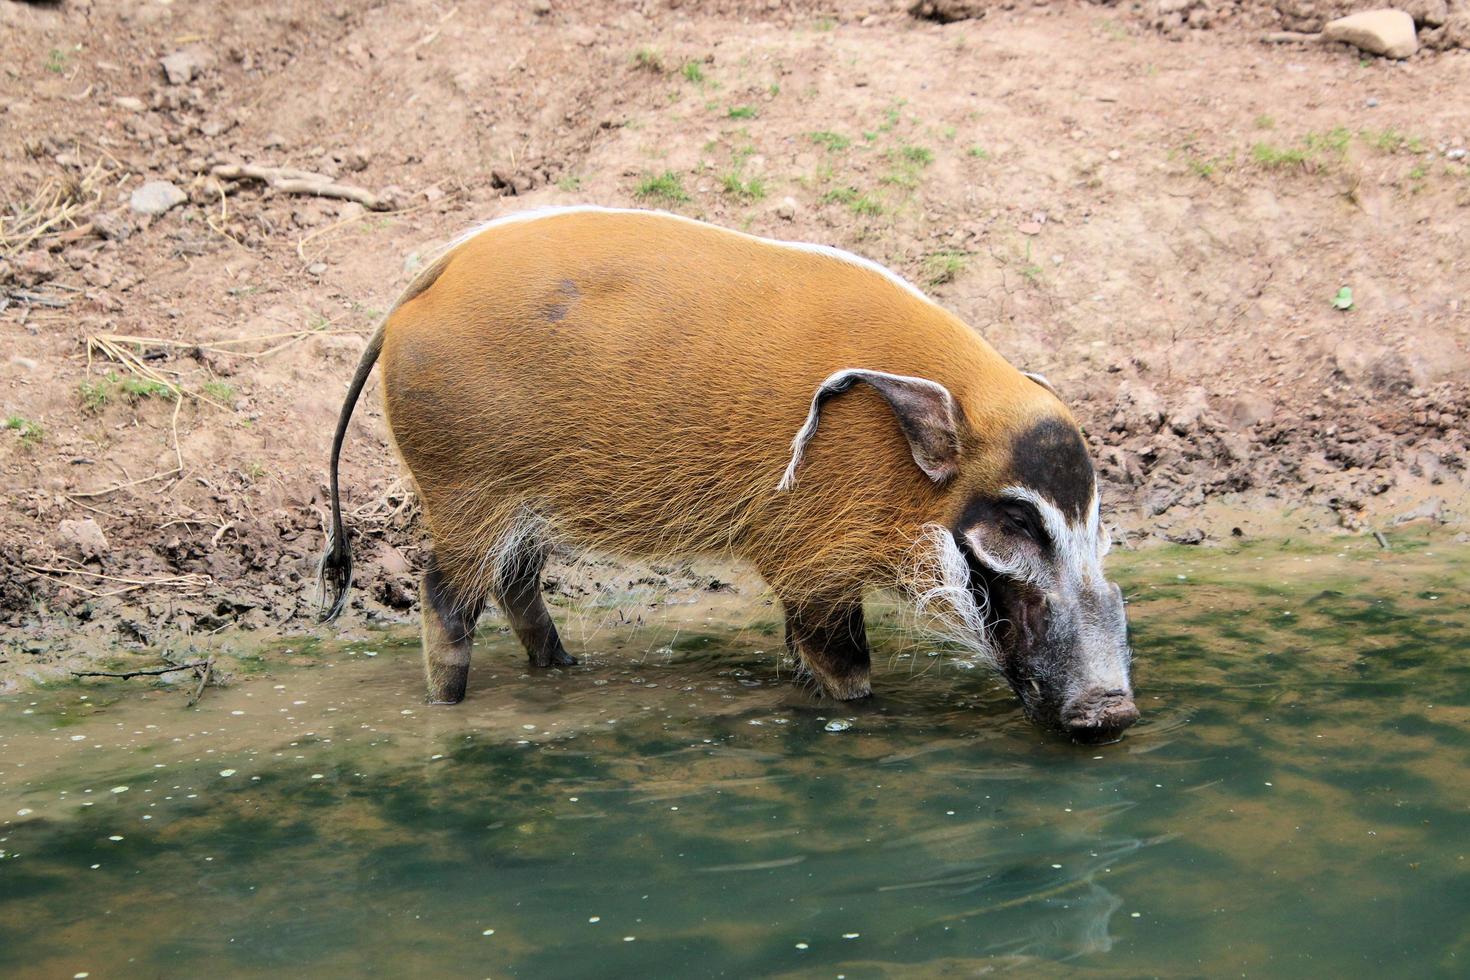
(2, 537, 1468, 978)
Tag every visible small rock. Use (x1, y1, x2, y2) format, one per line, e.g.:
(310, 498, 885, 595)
(160, 47, 212, 85)
(774, 196, 799, 221)
(1322, 10, 1419, 60)
(56, 518, 109, 561)
(1107, 149, 1121, 161)
(1392, 496, 1445, 526)
(340, 147, 371, 173)
(1017, 221, 1042, 236)
(1365, 96, 1380, 108)
(1219, 393, 1274, 430)
(90, 211, 133, 241)
(1166, 527, 1206, 545)
(531, 0, 552, 13)
(307, 262, 328, 277)
(1447, 148, 1467, 160)
(8, 251, 57, 287)
(1167, 386, 1212, 434)
(113, 96, 145, 112)
(130, 180, 187, 216)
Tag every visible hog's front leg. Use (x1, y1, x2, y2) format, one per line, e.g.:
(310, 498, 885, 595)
(782, 595, 872, 700)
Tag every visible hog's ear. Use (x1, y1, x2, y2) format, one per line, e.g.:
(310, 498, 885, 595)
(777, 369, 962, 491)
(1022, 371, 1060, 399)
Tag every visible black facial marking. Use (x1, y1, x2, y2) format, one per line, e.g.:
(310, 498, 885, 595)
(1009, 417, 1095, 521)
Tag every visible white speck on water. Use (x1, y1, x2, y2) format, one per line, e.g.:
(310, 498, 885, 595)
(70, 735, 86, 742)
(108, 835, 124, 842)
(16, 809, 31, 817)
(946, 810, 955, 815)
(1176, 574, 1187, 580)
(588, 916, 600, 923)
(522, 724, 536, 731)
(219, 769, 236, 777)
(90, 863, 100, 869)
(1265, 782, 1273, 786)
(231, 710, 245, 716)
(400, 709, 413, 715)
(365, 651, 378, 657)
(110, 786, 129, 794)
(824, 720, 851, 733)
(481, 928, 495, 936)
(1131, 912, 1141, 918)
(842, 932, 860, 939)
(311, 774, 324, 780)
(1051, 863, 1063, 869)
(795, 942, 809, 950)
(569, 797, 579, 803)
(431, 754, 444, 761)
(623, 936, 636, 942)
(75, 973, 90, 978)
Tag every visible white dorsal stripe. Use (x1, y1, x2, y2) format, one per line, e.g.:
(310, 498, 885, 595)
(430, 204, 934, 305)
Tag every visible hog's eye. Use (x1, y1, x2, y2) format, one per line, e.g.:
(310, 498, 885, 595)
(1001, 502, 1042, 542)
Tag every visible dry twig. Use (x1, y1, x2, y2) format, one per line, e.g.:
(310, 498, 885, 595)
(211, 163, 394, 211)
(72, 660, 210, 679)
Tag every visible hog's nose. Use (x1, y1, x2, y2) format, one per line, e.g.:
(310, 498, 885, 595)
(1061, 689, 1139, 744)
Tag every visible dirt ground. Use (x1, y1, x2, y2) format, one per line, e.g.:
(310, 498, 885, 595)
(2, 0, 1468, 683)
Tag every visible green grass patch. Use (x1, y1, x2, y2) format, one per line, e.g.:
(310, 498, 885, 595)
(201, 381, 235, 403)
(1364, 128, 1425, 154)
(809, 130, 851, 152)
(634, 171, 690, 204)
(681, 60, 705, 83)
(632, 47, 664, 73)
(727, 105, 758, 120)
(720, 173, 766, 201)
(5, 415, 43, 447)
(924, 251, 967, 287)
(1251, 142, 1309, 169)
(968, 145, 990, 160)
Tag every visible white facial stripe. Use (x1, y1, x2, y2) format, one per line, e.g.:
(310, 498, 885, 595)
(998, 485, 1106, 587)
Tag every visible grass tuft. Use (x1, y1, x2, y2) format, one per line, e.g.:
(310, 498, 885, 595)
(5, 415, 43, 447)
(634, 171, 690, 204)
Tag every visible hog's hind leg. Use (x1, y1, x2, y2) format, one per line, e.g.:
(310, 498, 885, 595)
(421, 558, 486, 704)
(782, 595, 872, 701)
(489, 537, 577, 669)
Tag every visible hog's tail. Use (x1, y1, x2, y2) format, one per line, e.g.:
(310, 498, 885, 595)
(315, 239, 470, 621)
(317, 316, 388, 622)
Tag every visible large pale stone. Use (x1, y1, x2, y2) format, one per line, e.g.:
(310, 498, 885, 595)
(1323, 9, 1419, 59)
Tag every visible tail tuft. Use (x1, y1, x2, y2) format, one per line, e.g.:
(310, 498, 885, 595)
(317, 522, 354, 622)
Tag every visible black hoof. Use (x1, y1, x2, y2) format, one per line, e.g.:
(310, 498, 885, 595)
(531, 646, 578, 668)
(427, 665, 468, 704)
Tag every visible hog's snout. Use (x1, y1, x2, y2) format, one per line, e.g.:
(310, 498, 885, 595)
(1060, 688, 1139, 743)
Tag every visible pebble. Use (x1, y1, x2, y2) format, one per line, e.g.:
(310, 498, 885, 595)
(1448, 148, 1467, 161)
(160, 48, 211, 85)
(824, 720, 851, 732)
(113, 96, 145, 112)
(129, 181, 187, 216)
